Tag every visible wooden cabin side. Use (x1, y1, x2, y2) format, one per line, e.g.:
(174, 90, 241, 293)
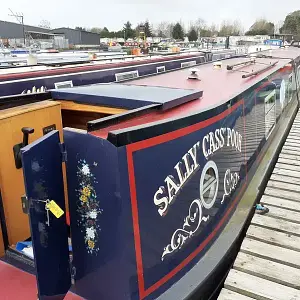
(0, 101, 63, 249)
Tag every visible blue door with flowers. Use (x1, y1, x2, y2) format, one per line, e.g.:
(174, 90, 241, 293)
(21, 130, 71, 299)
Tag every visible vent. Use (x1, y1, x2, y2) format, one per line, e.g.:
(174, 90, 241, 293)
(181, 61, 197, 68)
(157, 66, 166, 73)
(54, 80, 73, 89)
(115, 70, 139, 82)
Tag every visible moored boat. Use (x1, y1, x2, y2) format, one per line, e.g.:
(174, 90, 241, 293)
(0, 46, 299, 300)
(0, 49, 238, 97)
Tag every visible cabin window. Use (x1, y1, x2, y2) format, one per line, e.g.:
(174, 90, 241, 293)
(115, 70, 139, 82)
(181, 61, 197, 68)
(156, 66, 166, 73)
(264, 89, 276, 139)
(54, 80, 73, 89)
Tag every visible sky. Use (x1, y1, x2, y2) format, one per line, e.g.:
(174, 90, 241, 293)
(0, 1, 299, 32)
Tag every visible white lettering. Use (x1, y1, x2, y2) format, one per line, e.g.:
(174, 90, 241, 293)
(174, 162, 187, 185)
(188, 142, 200, 170)
(154, 187, 169, 216)
(165, 175, 179, 205)
(182, 153, 193, 177)
(202, 135, 209, 158)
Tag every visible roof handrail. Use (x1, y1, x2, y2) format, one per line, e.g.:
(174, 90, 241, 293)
(242, 61, 278, 79)
(227, 59, 255, 70)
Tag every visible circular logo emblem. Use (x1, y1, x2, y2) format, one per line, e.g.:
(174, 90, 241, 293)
(199, 160, 219, 209)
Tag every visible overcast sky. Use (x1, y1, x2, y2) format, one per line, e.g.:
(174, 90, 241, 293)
(0, 1, 299, 31)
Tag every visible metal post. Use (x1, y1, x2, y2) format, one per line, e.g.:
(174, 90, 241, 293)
(21, 15, 25, 46)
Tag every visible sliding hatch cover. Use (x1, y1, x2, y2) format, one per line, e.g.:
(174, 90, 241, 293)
(21, 130, 71, 299)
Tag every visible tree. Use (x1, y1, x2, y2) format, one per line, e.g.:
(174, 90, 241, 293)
(90, 27, 102, 34)
(144, 20, 152, 37)
(75, 26, 86, 31)
(280, 10, 300, 37)
(123, 21, 135, 39)
(155, 22, 174, 38)
(39, 20, 51, 29)
(101, 27, 110, 37)
(245, 19, 274, 35)
(172, 22, 184, 40)
(188, 28, 198, 41)
(219, 20, 242, 36)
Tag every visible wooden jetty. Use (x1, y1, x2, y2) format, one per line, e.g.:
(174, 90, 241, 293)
(218, 111, 300, 300)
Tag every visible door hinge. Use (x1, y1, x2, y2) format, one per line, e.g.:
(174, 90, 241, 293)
(59, 143, 67, 162)
(69, 260, 76, 285)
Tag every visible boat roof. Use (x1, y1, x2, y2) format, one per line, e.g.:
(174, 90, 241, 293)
(85, 47, 300, 139)
(51, 84, 203, 110)
(0, 52, 203, 80)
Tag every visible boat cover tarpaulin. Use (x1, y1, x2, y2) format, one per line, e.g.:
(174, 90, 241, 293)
(50, 84, 203, 110)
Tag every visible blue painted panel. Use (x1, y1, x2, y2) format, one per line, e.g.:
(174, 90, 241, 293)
(126, 102, 245, 295)
(50, 84, 202, 110)
(63, 130, 138, 300)
(21, 130, 71, 299)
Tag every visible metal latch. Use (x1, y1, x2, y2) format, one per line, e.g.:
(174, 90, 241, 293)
(21, 195, 29, 214)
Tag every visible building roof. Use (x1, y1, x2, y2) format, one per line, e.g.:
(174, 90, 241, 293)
(51, 27, 101, 36)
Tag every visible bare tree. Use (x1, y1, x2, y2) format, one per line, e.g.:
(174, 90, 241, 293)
(39, 19, 51, 29)
(219, 20, 242, 36)
(155, 22, 174, 38)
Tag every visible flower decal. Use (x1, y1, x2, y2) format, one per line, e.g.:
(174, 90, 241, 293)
(76, 159, 102, 254)
(81, 164, 90, 175)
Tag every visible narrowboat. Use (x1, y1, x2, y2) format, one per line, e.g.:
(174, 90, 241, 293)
(0, 46, 299, 300)
(0, 49, 239, 97)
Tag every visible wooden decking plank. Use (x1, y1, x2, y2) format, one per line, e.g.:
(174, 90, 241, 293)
(273, 167, 300, 179)
(278, 157, 300, 167)
(283, 145, 300, 152)
(270, 174, 300, 186)
(287, 133, 300, 138)
(283, 141, 300, 149)
(241, 238, 300, 269)
(246, 224, 300, 252)
(258, 205, 300, 224)
(289, 134, 300, 138)
(268, 179, 300, 192)
(276, 162, 300, 172)
(261, 195, 300, 212)
(282, 145, 299, 152)
(285, 139, 300, 145)
(217, 289, 256, 300)
(264, 187, 300, 202)
(251, 214, 300, 237)
(286, 136, 300, 141)
(281, 149, 300, 156)
(224, 269, 300, 300)
(233, 252, 300, 289)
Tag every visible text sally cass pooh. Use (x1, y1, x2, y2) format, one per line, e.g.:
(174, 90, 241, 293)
(152, 127, 243, 260)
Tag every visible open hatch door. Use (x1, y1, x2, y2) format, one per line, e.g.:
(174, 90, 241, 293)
(21, 130, 71, 299)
